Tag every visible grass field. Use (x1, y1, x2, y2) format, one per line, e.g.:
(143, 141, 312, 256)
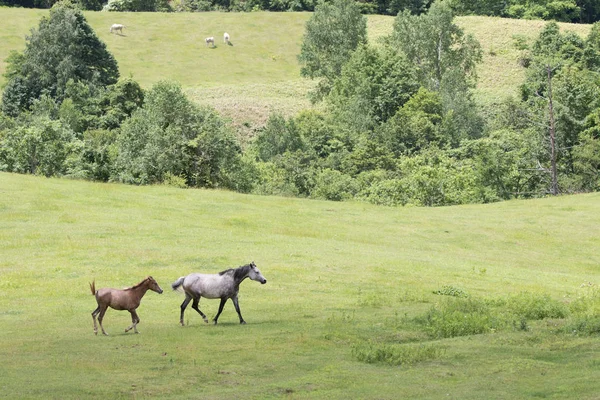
(1, 172, 600, 398)
(0, 9, 592, 130)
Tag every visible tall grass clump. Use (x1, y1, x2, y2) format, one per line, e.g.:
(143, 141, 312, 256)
(352, 342, 445, 366)
(505, 292, 569, 320)
(433, 285, 470, 298)
(419, 297, 503, 338)
(564, 287, 600, 336)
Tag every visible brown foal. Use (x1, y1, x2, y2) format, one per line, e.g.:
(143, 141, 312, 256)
(90, 276, 163, 335)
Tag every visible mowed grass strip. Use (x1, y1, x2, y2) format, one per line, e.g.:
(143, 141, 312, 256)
(1, 172, 600, 398)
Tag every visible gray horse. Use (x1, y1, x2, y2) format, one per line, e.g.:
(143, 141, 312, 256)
(172, 262, 267, 325)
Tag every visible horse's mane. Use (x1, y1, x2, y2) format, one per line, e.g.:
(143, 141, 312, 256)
(125, 276, 150, 291)
(219, 264, 252, 281)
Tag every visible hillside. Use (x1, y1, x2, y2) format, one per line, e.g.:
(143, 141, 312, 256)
(1, 172, 600, 398)
(0, 9, 591, 132)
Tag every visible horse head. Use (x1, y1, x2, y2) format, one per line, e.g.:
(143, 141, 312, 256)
(248, 262, 267, 284)
(147, 276, 164, 294)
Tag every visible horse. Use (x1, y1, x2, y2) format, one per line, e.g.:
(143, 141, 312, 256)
(110, 24, 125, 35)
(171, 262, 267, 326)
(90, 276, 163, 335)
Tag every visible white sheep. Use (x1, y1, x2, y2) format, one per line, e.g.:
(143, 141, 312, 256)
(224, 32, 230, 44)
(205, 37, 215, 47)
(110, 24, 125, 35)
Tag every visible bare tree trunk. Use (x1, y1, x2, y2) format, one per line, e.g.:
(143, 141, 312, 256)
(547, 65, 558, 196)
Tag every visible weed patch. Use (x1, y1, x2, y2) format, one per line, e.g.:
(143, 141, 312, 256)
(352, 341, 445, 366)
(506, 292, 569, 320)
(564, 316, 600, 336)
(420, 297, 502, 338)
(433, 285, 469, 298)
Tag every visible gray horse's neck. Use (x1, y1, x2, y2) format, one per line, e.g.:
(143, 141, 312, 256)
(224, 264, 251, 285)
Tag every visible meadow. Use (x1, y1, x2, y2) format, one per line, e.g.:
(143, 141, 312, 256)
(1, 8, 600, 398)
(1, 172, 600, 398)
(0, 9, 592, 135)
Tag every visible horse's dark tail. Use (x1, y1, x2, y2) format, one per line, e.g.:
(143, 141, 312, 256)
(172, 277, 185, 291)
(89, 280, 96, 295)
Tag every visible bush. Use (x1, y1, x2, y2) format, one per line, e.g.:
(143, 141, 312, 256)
(0, 110, 77, 177)
(251, 114, 304, 162)
(252, 161, 300, 197)
(113, 81, 241, 188)
(66, 129, 116, 181)
(311, 168, 358, 201)
(359, 178, 409, 207)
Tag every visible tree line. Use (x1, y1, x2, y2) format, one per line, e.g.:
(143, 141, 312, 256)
(2, 0, 600, 23)
(1, 0, 599, 206)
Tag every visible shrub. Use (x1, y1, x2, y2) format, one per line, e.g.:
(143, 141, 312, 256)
(0, 112, 77, 177)
(311, 168, 358, 201)
(113, 81, 241, 188)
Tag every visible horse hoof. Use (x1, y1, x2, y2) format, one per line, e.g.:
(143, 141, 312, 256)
(240, 321, 246, 325)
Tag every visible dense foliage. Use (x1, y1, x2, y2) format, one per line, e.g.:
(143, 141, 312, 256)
(1, 3, 119, 116)
(1, 0, 600, 206)
(298, 0, 367, 101)
(3, 0, 600, 23)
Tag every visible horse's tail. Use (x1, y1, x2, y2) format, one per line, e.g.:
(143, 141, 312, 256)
(89, 280, 96, 295)
(171, 277, 185, 291)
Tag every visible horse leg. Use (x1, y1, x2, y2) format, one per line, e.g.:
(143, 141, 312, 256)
(232, 294, 246, 324)
(97, 305, 109, 336)
(213, 298, 228, 325)
(180, 294, 192, 326)
(126, 310, 140, 333)
(92, 306, 100, 335)
(192, 296, 209, 323)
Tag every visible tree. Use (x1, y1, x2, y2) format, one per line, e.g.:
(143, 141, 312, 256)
(1, 3, 119, 116)
(520, 22, 600, 194)
(251, 114, 305, 162)
(113, 81, 241, 189)
(391, 0, 482, 93)
(297, 0, 367, 101)
(390, 0, 483, 143)
(327, 45, 420, 133)
(0, 98, 77, 177)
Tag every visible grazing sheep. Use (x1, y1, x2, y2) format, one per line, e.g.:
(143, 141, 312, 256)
(224, 32, 230, 44)
(110, 24, 125, 34)
(205, 36, 215, 47)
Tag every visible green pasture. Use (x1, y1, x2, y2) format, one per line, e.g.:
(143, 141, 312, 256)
(1, 172, 600, 398)
(0, 9, 592, 128)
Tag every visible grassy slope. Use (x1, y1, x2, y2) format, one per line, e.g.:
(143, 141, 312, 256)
(1, 172, 600, 398)
(0, 9, 591, 130)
